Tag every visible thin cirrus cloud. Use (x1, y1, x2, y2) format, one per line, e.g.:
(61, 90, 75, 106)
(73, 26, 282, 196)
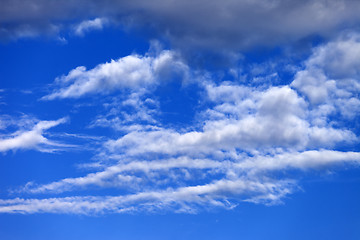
(0, 178, 294, 214)
(20, 150, 360, 196)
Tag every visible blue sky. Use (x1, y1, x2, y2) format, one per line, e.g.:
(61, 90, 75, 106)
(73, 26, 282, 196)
(1, 0, 360, 239)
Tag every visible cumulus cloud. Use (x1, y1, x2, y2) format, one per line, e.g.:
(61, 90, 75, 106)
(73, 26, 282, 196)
(42, 49, 189, 100)
(291, 33, 360, 118)
(0, 117, 69, 153)
(104, 85, 355, 158)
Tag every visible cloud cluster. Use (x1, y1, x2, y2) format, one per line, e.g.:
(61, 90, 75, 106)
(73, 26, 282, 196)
(1, 26, 360, 214)
(109, 84, 354, 154)
(18, 65, 358, 211)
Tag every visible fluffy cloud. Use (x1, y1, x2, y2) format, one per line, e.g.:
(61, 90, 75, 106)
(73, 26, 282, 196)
(43, 49, 189, 100)
(105, 85, 355, 158)
(0, 117, 68, 153)
(291, 33, 360, 118)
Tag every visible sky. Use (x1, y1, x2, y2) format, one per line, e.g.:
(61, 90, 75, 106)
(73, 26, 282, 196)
(0, 0, 360, 239)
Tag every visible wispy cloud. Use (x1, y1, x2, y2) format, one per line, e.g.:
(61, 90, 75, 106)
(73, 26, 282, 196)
(0, 178, 294, 214)
(73, 18, 108, 36)
(20, 150, 360, 196)
(0, 117, 70, 153)
(89, 91, 160, 131)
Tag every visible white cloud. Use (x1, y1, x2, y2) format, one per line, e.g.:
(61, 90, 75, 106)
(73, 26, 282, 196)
(238, 150, 360, 173)
(43, 50, 189, 100)
(73, 18, 108, 36)
(21, 150, 360, 196)
(0, 178, 294, 214)
(89, 91, 159, 131)
(0, 117, 69, 153)
(291, 33, 360, 119)
(105, 85, 355, 158)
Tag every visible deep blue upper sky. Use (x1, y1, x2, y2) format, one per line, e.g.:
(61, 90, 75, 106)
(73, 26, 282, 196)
(1, 1, 360, 239)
